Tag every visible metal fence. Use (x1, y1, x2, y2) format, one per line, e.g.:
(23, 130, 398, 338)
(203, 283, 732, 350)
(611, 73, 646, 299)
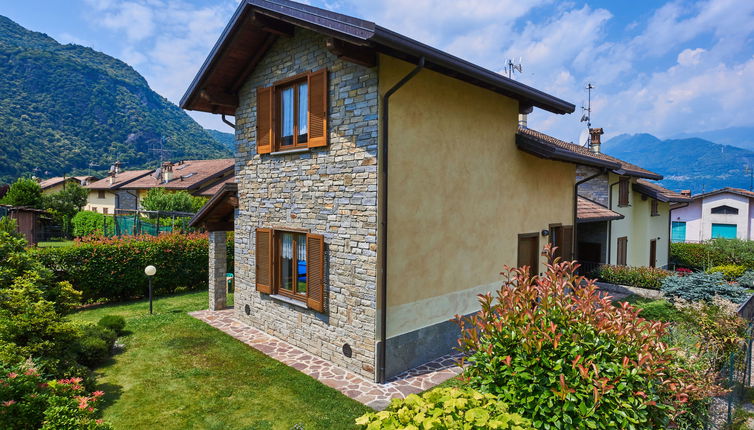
(705, 324, 754, 430)
(102, 209, 196, 237)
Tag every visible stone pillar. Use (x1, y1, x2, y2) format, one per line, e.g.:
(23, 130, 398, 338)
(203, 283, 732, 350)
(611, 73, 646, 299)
(208, 231, 227, 311)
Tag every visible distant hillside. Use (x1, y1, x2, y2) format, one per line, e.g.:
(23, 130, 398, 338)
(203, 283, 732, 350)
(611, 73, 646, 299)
(0, 15, 231, 183)
(206, 129, 235, 152)
(603, 133, 754, 194)
(671, 126, 754, 151)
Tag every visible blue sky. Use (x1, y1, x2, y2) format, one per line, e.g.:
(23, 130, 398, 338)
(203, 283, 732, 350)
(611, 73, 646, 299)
(2, 0, 753, 145)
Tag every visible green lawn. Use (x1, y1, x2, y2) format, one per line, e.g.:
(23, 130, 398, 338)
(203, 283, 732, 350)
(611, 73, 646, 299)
(70, 291, 371, 430)
(37, 240, 75, 247)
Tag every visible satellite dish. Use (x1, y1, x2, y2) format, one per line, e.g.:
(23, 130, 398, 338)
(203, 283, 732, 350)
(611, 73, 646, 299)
(152, 167, 162, 180)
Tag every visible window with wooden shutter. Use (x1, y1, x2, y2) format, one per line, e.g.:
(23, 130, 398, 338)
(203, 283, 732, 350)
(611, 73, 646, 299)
(618, 177, 629, 207)
(256, 86, 273, 154)
(561, 226, 574, 261)
(307, 69, 328, 148)
(305, 233, 325, 312)
(255, 228, 273, 293)
(651, 199, 659, 216)
(617, 236, 628, 266)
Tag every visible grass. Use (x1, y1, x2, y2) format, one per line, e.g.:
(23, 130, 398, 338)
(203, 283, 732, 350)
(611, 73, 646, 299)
(37, 240, 74, 248)
(614, 295, 685, 322)
(70, 291, 371, 430)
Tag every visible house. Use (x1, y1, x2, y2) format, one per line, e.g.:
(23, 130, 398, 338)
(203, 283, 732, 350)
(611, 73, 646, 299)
(83, 159, 234, 213)
(520, 127, 690, 269)
(183, 0, 621, 383)
(38, 176, 98, 194)
(670, 188, 754, 242)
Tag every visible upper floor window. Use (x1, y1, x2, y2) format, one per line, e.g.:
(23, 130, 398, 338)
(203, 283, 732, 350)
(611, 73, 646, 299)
(618, 177, 630, 207)
(98, 190, 106, 199)
(256, 69, 328, 154)
(650, 199, 659, 216)
(711, 205, 739, 215)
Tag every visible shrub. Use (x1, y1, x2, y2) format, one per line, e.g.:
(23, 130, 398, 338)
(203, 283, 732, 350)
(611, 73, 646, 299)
(73, 324, 117, 367)
(355, 387, 533, 430)
(706, 264, 747, 281)
(619, 296, 684, 322)
(661, 272, 751, 303)
(737, 271, 754, 288)
(455, 246, 720, 429)
(0, 177, 43, 208)
(71, 211, 115, 238)
(32, 233, 233, 302)
(0, 361, 111, 430)
(592, 264, 673, 289)
(140, 188, 206, 213)
(97, 315, 126, 335)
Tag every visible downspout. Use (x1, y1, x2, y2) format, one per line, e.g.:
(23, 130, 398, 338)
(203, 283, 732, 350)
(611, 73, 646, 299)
(378, 57, 425, 384)
(574, 169, 607, 262)
(668, 202, 689, 267)
(607, 178, 621, 264)
(221, 114, 236, 129)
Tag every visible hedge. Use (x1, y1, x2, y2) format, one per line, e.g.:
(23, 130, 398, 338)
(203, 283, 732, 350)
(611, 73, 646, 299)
(31, 233, 234, 302)
(671, 239, 754, 270)
(591, 264, 673, 289)
(71, 211, 115, 238)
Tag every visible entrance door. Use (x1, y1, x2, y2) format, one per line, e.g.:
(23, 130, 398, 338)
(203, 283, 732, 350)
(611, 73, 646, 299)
(649, 239, 657, 268)
(518, 233, 539, 273)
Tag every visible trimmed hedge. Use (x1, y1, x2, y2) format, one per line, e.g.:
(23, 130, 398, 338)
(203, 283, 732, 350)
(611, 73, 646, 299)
(706, 264, 747, 281)
(591, 264, 673, 289)
(71, 211, 115, 238)
(671, 239, 754, 270)
(32, 233, 234, 302)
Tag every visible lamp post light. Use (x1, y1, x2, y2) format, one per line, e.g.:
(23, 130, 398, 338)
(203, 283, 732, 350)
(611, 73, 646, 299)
(144, 265, 156, 314)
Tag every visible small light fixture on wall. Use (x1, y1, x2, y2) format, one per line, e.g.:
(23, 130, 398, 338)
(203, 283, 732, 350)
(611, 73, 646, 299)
(541, 229, 550, 237)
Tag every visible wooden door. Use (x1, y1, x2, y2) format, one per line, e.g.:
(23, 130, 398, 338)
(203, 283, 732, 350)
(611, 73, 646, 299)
(649, 239, 657, 268)
(518, 234, 539, 273)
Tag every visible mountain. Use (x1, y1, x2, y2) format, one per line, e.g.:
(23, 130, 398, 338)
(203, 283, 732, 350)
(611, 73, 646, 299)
(205, 129, 236, 152)
(671, 126, 754, 151)
(0, 15, 231, 183)
(603, 133, 754, 194)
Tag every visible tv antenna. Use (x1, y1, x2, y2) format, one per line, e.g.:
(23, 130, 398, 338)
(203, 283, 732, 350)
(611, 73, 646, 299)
(506, 58, 523, 79)
(580, 83, 594, 129)
(149, 136, 175, 163)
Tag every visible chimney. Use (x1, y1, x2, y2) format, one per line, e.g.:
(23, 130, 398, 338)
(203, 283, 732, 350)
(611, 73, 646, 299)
(681, 190, 691, 197)
(589, 128, 604, 154)
(518, 114, 528, 128)
(108, 171, 115, 185)
(114, 161, 122, 174)
(161, 162, 173, 183)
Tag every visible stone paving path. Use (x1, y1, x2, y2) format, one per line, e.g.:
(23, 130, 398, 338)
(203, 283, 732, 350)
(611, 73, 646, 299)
(189, 309, 462, 409)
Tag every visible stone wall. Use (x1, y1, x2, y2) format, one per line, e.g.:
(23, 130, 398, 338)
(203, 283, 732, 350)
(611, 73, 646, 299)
(232, 28, 379, 379)
(115, 190, 138, 210)
(576, 165, 609, 206)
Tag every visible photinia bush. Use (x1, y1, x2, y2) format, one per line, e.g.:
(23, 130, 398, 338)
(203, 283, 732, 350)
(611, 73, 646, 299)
(355, 387, 534, 430)
(455, 246, 720, 429)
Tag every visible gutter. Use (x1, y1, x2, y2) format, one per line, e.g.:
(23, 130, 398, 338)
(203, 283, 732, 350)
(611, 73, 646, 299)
(574, 169, 607, 262)
(377, 57, 424, 384)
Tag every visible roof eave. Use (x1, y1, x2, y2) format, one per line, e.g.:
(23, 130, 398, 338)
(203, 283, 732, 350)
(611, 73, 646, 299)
(577, 214, 625, 223)
(516, 134, 621, 169)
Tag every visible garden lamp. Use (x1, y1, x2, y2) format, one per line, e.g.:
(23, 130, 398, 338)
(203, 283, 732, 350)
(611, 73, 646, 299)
(144, 265, 156, 314)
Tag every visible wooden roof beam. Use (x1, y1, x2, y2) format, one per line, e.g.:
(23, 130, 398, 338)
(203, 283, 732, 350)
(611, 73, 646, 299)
(251, 13, 294, 37)
(326, 38, 376, 68)
(230, 33, 278, 92)
(199, 87, 238, 108)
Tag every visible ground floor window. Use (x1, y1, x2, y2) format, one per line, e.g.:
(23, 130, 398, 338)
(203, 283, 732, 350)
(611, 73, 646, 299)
(517, 233, 539, 272)
(616, 236, 628, 266)
(255, 228, 325, 312)
(549, 225, 574, 261)
(711, 223, 737, 239)
(671, 221, 686, 242)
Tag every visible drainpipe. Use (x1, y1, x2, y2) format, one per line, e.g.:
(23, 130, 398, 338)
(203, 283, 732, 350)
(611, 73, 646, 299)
(668, 202, 689, 267)
(377, 57, 425, 384)
(607, 178, 621, 264)
(221, 114, 236, 129)
(574, 169, 607, 263)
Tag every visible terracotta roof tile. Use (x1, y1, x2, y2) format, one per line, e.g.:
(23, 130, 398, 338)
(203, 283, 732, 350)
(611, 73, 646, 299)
(690, 187, 754, 200)
(577, 196, 624, 222)
(123, 159, 234, 191)
(634, 179, 690, 203)
(85, 170, 153, 190)
(196, 176, 236, 197)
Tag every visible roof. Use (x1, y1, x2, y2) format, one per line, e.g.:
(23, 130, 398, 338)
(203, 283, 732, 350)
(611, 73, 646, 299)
(38, 176, 98, 190)
(196, 176, 236, 197)
(577, 196, 624, 223)
(633, 179, 691, 203)
(85, 170, 153, 190)
(189, 182, 238, 231)
(180, 0, 575, 116)
(688, 187, 754, 201)
(122, 159, 234, 191)
(516, 127, 663, 180)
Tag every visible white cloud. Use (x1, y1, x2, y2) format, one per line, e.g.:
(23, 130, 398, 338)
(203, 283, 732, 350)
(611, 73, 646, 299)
(677, 48, 705, 66)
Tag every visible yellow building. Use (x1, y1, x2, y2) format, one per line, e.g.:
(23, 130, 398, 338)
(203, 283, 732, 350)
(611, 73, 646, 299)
(84, 169, 152, 214)
(38, 176, 97, 195)
(182, 0, 620, 383)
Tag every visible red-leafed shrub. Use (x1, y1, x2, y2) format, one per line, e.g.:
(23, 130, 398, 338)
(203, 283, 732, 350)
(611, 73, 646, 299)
(455, 246, 721, 430)
(31, 233, 233, 302)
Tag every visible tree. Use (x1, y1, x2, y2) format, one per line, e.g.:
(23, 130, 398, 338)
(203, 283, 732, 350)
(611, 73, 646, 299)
(43, 183, 88, 237)
(0, 177, 43, 208)
(140, 188, 206, 213)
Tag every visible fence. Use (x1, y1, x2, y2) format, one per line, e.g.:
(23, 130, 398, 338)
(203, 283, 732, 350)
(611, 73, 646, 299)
(102, 209, 196, 237)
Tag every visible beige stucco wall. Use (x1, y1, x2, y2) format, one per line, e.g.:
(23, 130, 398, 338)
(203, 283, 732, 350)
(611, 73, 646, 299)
(42, 183, 67, 195)
(85, 190, 116, 214)
(609, 174, 670, 267)
(380, 55, 576, 338)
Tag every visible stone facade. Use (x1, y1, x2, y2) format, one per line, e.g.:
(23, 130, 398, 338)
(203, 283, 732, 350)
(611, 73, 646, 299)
(232, 28, 379, 379)
(115, 190, 138, 210)
(576, 165, 609, 206)
(208, 231, 227, 311)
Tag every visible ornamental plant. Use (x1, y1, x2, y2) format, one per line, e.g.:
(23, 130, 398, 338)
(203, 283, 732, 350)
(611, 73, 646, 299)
(355, 387, 533, 430)
(593, 264, 672, 289)
(661, 272, 750, 303)
(455, 246, 720, 430)
(706, 264, 747, 281)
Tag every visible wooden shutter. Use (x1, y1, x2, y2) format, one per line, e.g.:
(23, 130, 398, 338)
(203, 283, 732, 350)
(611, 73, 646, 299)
(617, 236, 628, 266)
(306, 233, 325, 312)
(618, 178, 629, 206)
(307, 69, 328, 148)
(562, 226, 574, 261)
(255, 228, 273, 293)
(256, 86, 273, 154)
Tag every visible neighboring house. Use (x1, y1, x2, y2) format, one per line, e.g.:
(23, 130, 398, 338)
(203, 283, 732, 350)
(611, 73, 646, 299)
(518, 127, 689, 269)
(84, 167, 153, 214)
(671, 188, 754, 242)
(38, 176, 98, 194)
(184, 0, 621, 383)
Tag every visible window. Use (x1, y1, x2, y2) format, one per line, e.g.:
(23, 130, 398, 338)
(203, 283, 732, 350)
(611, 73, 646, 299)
(711, 205, 739, 215)
(649, 239, 657, 268)
(711, 223, 737, 239)
(517, 233, 539, 272)
(616, 236, 628, 266)
(255, 228, 325, 312)
(549, 225, 574, 261)
(671, 221, 686, 242)
(650, 199, 659, 216)
(256, 69, 328, 154)
(618, 177, 629, 207)
(98, 190, 106, 199)
(103, 207, 108, 215)
(91, 207, 97, 213)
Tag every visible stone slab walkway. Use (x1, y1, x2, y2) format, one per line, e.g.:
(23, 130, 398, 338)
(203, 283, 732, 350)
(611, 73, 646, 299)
(189, 309, 462, 409)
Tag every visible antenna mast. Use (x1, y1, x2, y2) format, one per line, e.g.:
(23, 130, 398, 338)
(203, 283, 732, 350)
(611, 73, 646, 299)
(580, 83, 595, 146)
(149, 136, 175, 163)
(506, 58, 523, 79)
